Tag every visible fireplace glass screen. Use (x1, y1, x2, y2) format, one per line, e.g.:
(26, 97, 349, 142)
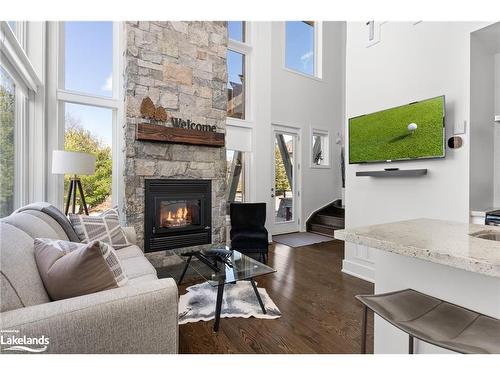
(159, 200, 201, 228)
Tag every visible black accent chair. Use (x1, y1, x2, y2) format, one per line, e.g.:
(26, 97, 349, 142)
(229, 203, 269, 264)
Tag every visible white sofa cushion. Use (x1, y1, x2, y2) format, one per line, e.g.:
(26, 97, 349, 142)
(116, 245, 144, 260)
(120, 251, 157, 279)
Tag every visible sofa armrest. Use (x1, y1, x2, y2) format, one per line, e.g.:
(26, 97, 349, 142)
(0, 278, 178, 354)
(122, 226, 137, 245)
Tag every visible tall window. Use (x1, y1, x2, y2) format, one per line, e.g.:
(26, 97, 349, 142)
(60, 21, 118, 214)
(285, 21, 320, 77)
(0, 68, 15, 217)
(227, 21, 250, 121)
(226, 22, 252, 207)
(0, 21, 39, 217)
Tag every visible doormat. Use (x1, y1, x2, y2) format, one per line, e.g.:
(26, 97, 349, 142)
(273, 232, 333, 247)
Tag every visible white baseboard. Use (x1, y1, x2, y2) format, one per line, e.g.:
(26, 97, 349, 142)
(342, 259, 375, 283)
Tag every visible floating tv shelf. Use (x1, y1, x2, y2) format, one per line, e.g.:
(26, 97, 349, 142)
(356, 169, 428, 177)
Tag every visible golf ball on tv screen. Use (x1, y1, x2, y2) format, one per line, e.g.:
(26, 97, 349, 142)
(408, 123, 417, 131)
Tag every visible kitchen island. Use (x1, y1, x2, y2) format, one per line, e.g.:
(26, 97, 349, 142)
(334, 219, 500, 354)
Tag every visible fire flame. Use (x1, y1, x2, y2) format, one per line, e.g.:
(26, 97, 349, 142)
(163, 206, 190, 227)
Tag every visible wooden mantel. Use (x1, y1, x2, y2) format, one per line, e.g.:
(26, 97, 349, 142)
(136, 123, 225, 147)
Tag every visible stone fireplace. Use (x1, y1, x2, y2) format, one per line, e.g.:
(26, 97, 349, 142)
(122, 21, 228, 267)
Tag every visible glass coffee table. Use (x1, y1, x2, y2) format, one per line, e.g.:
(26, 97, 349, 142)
(177, 248, 276, 331)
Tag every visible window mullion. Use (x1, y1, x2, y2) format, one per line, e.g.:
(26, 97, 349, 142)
(228, 40, 252, 55)
(57, 89, 120, 110)
(14, 89, 29, 209)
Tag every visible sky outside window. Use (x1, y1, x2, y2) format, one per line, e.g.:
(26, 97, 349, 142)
(64, 21, 113, 97)
(285, 21, 315, 76)
(228, 21, 245, 42)
(64, 21, 113, 160)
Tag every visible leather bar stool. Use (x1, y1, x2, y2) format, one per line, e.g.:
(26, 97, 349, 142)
(356, 289, 500, 354)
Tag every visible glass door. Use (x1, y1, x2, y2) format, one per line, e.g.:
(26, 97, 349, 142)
(272, 127, 300, 235)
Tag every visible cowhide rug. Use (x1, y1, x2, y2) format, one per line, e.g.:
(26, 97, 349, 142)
(178, 281, 281, 324)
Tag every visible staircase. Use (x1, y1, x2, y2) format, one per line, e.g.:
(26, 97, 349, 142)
(306, 199, 345, 237)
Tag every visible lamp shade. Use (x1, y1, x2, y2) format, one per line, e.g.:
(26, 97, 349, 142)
(52, 150, 96, 175)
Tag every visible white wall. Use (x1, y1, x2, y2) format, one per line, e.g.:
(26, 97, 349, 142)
(494, 54, 500, 207)
(496, 54, 500, 115)
(344, 22, 492, 281)
(270, 21, 345, 230)
(470, 31, 495, 210)
(227, 21, 346, 234)
(469, 23, 500, 210)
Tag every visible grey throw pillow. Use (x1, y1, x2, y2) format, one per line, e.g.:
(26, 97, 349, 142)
(69, 208, 131, 249)
(34, 238, 128, 301)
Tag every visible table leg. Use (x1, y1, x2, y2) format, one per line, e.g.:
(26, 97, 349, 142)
(177, 255, 192, 285)
(361, 305, 368, 354)
(213, 283, 225, 332)
(250, 278, 266, 314)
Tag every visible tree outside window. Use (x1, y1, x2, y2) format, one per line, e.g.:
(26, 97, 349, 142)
(64, 112, 112, 213)
(0, 68, 15, 218)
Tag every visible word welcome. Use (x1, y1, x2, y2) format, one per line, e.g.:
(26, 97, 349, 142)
(171, 117, 217, 132)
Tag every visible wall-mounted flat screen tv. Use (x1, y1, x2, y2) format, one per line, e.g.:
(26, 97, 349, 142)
(348, 96, 445, 164)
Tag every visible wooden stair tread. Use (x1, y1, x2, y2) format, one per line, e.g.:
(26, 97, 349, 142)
(312, 215, 345, 227)
(309, 223, 342, 237)
(310, 223, 343, 229)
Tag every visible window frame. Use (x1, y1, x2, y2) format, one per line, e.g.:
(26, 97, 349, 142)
(0, 21, 43, 214)
(227, 22, 252, 126)
(47, 21, 124, 211)
(310, 127, 331, 169)
(283, 21, 323, 80)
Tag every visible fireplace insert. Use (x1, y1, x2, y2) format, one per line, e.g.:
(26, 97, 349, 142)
(144, 179, 211, 252)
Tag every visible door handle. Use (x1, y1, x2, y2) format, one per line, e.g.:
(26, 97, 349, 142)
(271, 194, 275, 198)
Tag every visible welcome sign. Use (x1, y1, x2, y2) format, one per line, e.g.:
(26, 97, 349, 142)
(136, 121, 224, 147)
(171, 117, 217, 133)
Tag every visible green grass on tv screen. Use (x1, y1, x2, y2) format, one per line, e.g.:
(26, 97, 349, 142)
(349, 96, 444, 163)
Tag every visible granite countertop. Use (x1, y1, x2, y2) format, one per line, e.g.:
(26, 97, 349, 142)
(334, 219, 500, 278)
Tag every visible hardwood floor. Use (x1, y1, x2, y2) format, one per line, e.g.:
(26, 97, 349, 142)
(178, 240, 374, 354)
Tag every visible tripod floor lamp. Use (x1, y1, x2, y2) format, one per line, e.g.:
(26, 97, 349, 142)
(52, 150, 96, 216)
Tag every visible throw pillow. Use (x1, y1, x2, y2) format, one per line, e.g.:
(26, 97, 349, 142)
(34, 238, 128, 301)
(69, 208, 131, 249)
